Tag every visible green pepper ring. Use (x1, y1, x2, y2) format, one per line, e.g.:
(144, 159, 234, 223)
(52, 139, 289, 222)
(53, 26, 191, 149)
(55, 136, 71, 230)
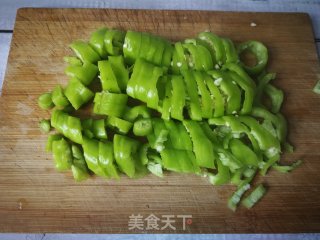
(237, 41, 268, 76)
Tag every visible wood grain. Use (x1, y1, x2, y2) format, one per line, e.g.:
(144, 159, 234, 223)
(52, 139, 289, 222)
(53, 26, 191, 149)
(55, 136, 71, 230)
(0, 8, 320, 233)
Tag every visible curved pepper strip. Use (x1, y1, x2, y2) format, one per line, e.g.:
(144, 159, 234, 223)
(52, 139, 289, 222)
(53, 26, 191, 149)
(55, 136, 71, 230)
(222, 63, 256, 89)
(127, 58, 164, 110)
(208, 116, 262, 155)
(51, 110, 83, 144)
(237, 41, 268, 76)
(204, 73, 225, 117)
(161, 80, 172, 120)
(171, 42, 188, 74)
(230, 138, 259, 167)
(227, 70, 255, 114)
(89, 27, 108, 58)
(255, 72, 276, 106)
(193, 71, 214, 118)
(104, 29, 125, 56)
(161, 42, 174, 68)
(264, 84, 284, 113)
(228, 167, 257, 210)
(183, 120, 216, 169)
(221, 38, 239, 64)
(181, 70, 202, 120)
(123, 105, 151, 122)
(93, 91, 128, 117)
(251, 106, 287, 143)
(170, 75, 186, 121)
(70, 40, 100, 64)
(64, 78, 94, 110)
(208, 70, 241, 115)
(182, 42, 213, 71)
(65, 62, 98, 86)
(52, 138, 73, 171)
(198, 32, 225, 66)
(106, 116, 133, 134)
(238, 116, 280, 158)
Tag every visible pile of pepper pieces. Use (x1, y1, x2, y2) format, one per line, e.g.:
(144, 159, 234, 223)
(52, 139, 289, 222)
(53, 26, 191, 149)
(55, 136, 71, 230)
(38, 28, 301, 210)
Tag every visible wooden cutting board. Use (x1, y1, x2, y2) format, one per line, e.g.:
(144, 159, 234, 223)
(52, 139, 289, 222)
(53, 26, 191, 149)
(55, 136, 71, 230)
(0, 8, 320, 233)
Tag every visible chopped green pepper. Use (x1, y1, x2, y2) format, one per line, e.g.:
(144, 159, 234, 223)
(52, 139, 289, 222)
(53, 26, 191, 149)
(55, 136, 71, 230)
(52, 138, 72, 171)
(38, 92, 54, 110)
(93, 91, 128, 117)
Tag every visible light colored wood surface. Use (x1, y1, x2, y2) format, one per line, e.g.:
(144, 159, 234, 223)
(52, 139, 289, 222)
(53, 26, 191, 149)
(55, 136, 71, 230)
(0, 8, 320, 233)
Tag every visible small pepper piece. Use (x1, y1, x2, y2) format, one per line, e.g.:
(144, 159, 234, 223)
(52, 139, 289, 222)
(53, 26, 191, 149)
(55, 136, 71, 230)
(51, 110, 83, 144)
(82, 137, 105, 177)
(92, 119, 108, 139)
(221, 38, 239, 64)
(105, 116, 133, 134)
(207, 159, 230, 185)
(63, 56, 82, 66)
(65, 62, 98, 86)
(181, 70, 202, 120)
(171, 42, 189, 74)
(170, 75, 186, 121)
(133, 118, 153, 136)
(193, 71, 214, 118)
(242, 184, 267, 209)
(204, 73, 225, 117)
(264, 84, 284, 113)
(98, 60, 121, 93)
(113, 134, 140, 178)
(198, 32, 225, 66)
(71, 145, 90, 182)
(38, 92, 54, 110)
(160, 148, 200, 173)
(98, 141, 120, 179)
(93, 91, 128, 117)
(127, 58, 164, 110)
(89, 27, 108, 58)
(70, 40, 100, 63)
(52, 138, 72, 171)
(46, 134, 63, 152)
(123, 105, 151, 122)
(208, 70, 241, 115)
(108, 55, 129, 91)
(51, 85, 69, 108)
(183, 120, 216, 169)
(104, 29, 125, 56)
(123, 31, 142, 65)
(229, 138, 259, 167)
(64, 78, 94, 110)
(39, 119, 51, 133)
